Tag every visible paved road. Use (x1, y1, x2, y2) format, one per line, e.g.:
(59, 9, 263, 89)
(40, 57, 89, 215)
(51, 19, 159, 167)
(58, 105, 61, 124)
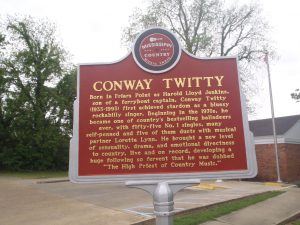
(0, 177, 288, 225)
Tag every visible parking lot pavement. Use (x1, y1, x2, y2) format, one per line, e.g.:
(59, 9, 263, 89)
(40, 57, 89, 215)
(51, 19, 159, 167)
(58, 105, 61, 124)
(0, 177, 288, 225)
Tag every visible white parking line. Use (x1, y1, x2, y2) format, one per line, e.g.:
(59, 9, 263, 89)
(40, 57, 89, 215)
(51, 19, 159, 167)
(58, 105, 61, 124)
(123, 208, 154, 218)
(123, 205, 186, 218)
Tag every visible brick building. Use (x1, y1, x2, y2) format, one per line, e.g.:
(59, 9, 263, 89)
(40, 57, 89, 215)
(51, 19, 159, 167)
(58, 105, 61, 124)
(249, 115, 300, 182)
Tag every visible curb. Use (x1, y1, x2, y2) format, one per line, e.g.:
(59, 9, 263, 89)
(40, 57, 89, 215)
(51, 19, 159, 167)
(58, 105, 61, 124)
(36, 178, 69, 184)
(277, 211, 300, 225)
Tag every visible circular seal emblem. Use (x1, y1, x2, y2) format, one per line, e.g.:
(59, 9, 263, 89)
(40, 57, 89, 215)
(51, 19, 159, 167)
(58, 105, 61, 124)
(133, 28, 181, 73)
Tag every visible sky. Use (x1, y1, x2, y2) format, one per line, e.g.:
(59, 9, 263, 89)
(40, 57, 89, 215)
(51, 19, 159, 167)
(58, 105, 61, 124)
(1, 0, 300, 120)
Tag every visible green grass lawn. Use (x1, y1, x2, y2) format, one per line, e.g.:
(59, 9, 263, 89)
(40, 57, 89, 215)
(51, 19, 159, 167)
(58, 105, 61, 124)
(174, 191, 284, 225)
(0, 170, 68, 179)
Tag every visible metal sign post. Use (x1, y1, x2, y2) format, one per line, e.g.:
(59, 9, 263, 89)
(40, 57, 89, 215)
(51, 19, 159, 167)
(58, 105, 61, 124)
(126, 179, 200, 225)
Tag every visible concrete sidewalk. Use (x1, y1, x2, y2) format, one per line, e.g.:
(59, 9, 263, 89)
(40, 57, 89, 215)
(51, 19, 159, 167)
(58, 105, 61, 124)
(200, 187, 300, 225)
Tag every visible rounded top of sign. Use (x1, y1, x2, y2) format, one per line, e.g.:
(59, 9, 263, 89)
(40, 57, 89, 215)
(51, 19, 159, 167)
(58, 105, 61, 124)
(132, 27, 181, 74)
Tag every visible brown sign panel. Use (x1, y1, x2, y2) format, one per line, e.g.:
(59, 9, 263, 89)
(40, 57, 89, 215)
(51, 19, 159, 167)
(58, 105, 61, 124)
(69, 28, 257, 183)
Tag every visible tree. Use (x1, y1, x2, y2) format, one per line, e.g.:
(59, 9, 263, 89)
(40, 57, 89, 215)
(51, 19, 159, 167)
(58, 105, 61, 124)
(122, 0, 272, 113)
(0, 16, 75, 170)
(291, 89, 300, 102)
(51, 67, 77, 136)
(0, 32, 9, 170)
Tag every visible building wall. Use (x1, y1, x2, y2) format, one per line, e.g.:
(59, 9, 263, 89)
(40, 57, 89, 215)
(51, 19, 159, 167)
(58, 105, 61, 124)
(283, 144, 300, 182)
(255, 143, 300, 182)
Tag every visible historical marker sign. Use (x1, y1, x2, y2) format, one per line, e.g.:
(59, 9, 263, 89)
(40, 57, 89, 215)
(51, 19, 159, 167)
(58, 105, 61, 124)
(69, 28, 257, 183)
